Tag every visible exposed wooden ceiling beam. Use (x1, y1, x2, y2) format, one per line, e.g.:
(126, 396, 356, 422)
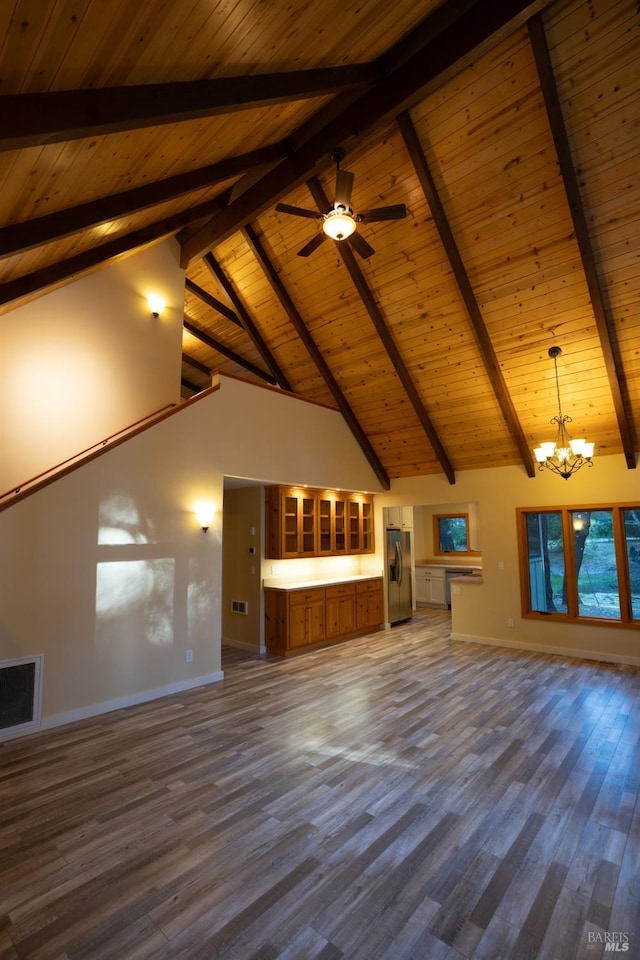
(184, 278, 241, 327)
(0, 195, 232, 312)
(528, 14, 637, 470)
(0, 145, 286, 261)
(182, 353, 211, 377)
(183, 317, 277, 385)
(202, 253, 292, 392)
(306, 177, 456, 485)
(181, 377, 203, 395)
(242, 223, 390, 491)
(397, 111, 537, 479)
(180, 0, 547, 266)
(0, 65, 379, 153)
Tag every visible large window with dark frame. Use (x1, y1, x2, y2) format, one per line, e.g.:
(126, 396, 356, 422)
(517, 503, 640, 627)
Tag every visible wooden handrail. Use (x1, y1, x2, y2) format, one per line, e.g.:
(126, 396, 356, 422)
(0, 386, 219, 512)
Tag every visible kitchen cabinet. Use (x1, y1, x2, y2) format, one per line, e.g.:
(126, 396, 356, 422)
(415, 566, 447, 608)
(384, 506, 414, 529)
(288, 588, 326, 647)
(325, 583, 356, 639)
(265, 486, 318, 558)
(264, 577, 383, 656)
(356, 578, 384, 631)
(348, 497, 373, 553)
(265, 486, 373, 559)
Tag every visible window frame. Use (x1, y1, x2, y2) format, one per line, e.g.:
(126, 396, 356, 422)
(516, 501, 640, 629)
(433, 512, 481, 557)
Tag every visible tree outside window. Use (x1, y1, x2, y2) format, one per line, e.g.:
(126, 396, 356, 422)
(517, 503, 640, 627)
(433, 514, 479, 556)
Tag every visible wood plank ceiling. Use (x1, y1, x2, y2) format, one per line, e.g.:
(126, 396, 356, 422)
(0, 0, 638, 488)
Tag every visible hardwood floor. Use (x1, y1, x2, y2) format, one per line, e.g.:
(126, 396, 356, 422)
(1, 611, 638, 959)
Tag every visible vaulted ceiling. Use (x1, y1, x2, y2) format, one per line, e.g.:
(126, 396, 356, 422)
(1, 0, 638, 489)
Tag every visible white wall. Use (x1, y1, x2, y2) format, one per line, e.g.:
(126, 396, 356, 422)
(0, 375, 382, 736)
(374, 455, 640, 665)
(0, 240, 184, 493)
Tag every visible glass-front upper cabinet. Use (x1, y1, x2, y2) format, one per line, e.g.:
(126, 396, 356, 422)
(265, 486, 373, 559)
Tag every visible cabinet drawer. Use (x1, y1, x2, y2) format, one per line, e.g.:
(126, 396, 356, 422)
(356, 578, 382, 594)
(326, 583, 356, 600)
(289, 587, 326, 606)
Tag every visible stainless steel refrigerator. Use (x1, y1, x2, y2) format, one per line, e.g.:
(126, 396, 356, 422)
(386, 527, 413, 625)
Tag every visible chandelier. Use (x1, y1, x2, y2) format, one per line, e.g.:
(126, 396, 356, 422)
(533, 346, 594, 479)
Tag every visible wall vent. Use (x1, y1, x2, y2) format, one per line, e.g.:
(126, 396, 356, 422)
(0, 656, 43, 740)
(231, 600, 249, 615)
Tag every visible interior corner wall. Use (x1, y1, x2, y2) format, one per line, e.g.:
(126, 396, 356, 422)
(375, 455, 640, 665)
(0, 239, 185, 493)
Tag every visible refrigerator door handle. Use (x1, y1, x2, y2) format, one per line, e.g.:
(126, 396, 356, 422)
(396, 541, 403, 586)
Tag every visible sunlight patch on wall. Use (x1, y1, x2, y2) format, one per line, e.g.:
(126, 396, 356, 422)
(96, 558, 174, 648)
(96, 491, 175, 662)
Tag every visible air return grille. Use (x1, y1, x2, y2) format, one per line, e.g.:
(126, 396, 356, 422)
(0, 656, 42, 739)
(231, 600, 249, 615)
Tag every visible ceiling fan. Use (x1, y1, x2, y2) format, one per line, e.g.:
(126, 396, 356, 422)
(275, 147, 407, 259)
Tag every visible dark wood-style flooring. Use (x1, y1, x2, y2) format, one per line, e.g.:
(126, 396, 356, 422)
(1, 611, 638, 959)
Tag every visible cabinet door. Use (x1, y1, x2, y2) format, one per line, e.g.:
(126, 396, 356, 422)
(348, 500, 361, 552)
(415, 571, 429, 603)
(300, 493, 316, 555)
(334, 498, 347, 553)
(361, 500, 373, 551)
(431, 577, 446, 606)
(289, 589, 326, 647)
(317, 495, 333, 554)
(288, 600, 308, 647)
(307, 596, 326, 644)
(282, 492, 301, 557)
(356, 579, 383, 629)
(326, 584, 356, 638)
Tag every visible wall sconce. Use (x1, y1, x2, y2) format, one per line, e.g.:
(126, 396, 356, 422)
(195, 502, 215, 533)
(147, 294, 166, 318)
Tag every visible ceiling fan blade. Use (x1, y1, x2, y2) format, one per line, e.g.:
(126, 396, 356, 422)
(334, 169, 355, 208)
(297, 233, 327, 257)
(357, 204, 407, 222)
(276, 202, 320, 220)
(348, 232, 375, 259)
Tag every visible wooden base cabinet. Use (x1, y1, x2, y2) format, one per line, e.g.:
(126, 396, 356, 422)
(288, 588, 326, 647)
(265, 578, 383, 656)
(325, 583, 356, 639)
(356, 578, 384, 630)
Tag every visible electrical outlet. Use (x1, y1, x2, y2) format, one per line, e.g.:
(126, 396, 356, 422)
(186, 649, 193, 663)
(507, 618, 514, 628)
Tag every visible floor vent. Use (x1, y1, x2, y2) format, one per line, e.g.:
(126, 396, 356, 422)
(0, 656, 43, 739)
(231, 600, 249, 615)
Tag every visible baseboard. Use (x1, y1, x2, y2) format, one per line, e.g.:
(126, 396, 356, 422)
(223, 636, 265, 654)
(9, 671, 225, 741)
(450, 632, 640, 668)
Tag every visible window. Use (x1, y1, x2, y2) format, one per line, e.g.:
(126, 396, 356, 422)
(433, 513, 479, 556)
(517, 503, 640, 627)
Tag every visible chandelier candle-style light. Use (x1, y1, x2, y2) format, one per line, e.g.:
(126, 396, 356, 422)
(533, 346, 595, 480)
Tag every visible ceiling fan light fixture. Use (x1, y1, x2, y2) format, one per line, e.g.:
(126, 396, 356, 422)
(322, 209, 356, 241)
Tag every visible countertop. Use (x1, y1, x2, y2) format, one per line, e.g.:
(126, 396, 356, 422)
(414, 562, 482, 572)
(263, 572, 384, 591)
